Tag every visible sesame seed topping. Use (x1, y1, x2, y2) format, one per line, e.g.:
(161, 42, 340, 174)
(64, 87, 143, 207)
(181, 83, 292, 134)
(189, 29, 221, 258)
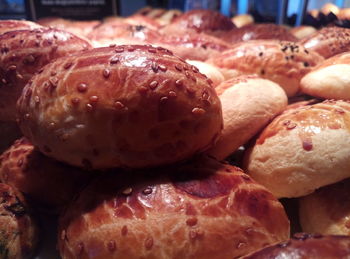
(114, 101, 125, 110)
(175, 79, 183, 87)
(142, 187, 152, 195)
(192, 107, 205, 115)
(145, 237, 153, 250)
(103, 69, 110, 78)
(148, 48, 156, 53)
(160, 96, 168, 104)
(168, 91, 177, 98)
(71, 98, 80, 105)
(115, 47, 124, 53)
(7, 65, 16, 71)
(159, 64, 167, 72)
(89, 96, 98, 102)
(86, 103, 93, 112)
(149, 81, 158, 89)
(107, 240, 116, 252)
(77, 83, 88, 93)
(175, 64, 183, 71)
(110, 56, 119, 64)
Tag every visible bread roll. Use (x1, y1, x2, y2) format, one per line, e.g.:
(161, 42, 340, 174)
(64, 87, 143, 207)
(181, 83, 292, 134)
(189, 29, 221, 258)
(339, 8, 350, 20)
(156, 9, 182, 26)
(0, 20, 41, 35)
(0, 28, 92, 122)
(0, 183, 39, 259)
(300, 52, 350, 100)
(244, 100, 350, 198)
(207, 75, 288, 160)
(17, 45, 223, 170)
(299, 178, 350, 235)
(58, 156, 290, 259)
(161, 9, 235, 36)
(0, 137, 94, 213)
(321, 3, 340, 15)
(290, 26, 317, 40)
(300, 27, 350, 59)
(243, 233, 350, 258)
(207, 40, 324, 96)
(231, 14, 254, 28)
(221, 24, 297, 44)
(186, 60, 224, 87)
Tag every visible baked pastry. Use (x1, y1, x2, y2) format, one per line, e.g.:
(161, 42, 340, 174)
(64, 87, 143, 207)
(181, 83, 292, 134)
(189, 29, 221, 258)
(0, 20, 41, 35)
(290, 26, 317, 40)
(300, 27, 350, 59)
(243, 233, 350, 259)
(0, 138, 94, 213)
(207, 40, 324, 96)
(0, 27, 92, 122)
(207, 75, 288, 160)
(0, 183, 39, 259)
(221, 24, 297, 44)
(299, 178, 350, 235)
(231, 14, 254, 28)
(58, 156, 290, 259)
(300, 52, 350, 100)
(17, 45, 223, 170)
(185, 60, 224, 87)
(244, 100, 350, 198)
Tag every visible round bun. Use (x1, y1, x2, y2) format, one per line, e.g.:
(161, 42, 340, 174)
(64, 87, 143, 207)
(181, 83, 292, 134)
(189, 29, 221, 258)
(244, 100, 350, 198)
(300, 52, 350, 100)
(231, 14, 254, 28)
(0, 137, 93, 213)
(299, 178, 350, 235)
(0, 27, 92, 122)
(321, 3, 340, 15)
(162, 9, 235, 36)
(17, 45, 223, 170)
(300, 27, 350, 59)
(289, 26, 316, 40)
(221, 24, 297, 44)
(207, 40, 324, 97)
(186, 60, 224, 87)
(207, 75, 288, 160)
(156, 9, 182, 26)
(0, 183, 39, 259)
(339, 8, 350, 19)
(58, 156, 290, 259)
(243, 233, 350, 259)
(0, 20, 41, 35)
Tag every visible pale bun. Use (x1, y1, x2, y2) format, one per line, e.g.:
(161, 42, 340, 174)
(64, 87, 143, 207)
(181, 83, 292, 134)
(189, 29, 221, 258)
(300, 27, 350, 59)
(17, 45, 223, 170)
(207, 40, 324, 96)
(231, 14, 254, 28)
(243, 233, 350, 259)
(321, 3, 340, 15)
(300, 52, 350, 100)
(0, 138, 93, 213)
(0, 28, 92, 122)
(299, 178, 350, 235)
(186, 60, 224, 87)
(244, 100, 350, 198)
(207, 75, 288, 160)
(339, 8, 350, 19)
(58, 156, 290, 259)
(0, 19, 41, 35)
(221, 24, 297, 44)
(290, 26, 317, 40)
(0, 183, 39, 259)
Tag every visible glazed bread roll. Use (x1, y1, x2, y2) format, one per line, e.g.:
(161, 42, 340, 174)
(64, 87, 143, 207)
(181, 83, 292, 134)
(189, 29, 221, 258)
(231, 14, 254, 28)
(0, 20, 41, 35)
(58, 156, 290, 259)
(300, 52, 350, 100)
(244, 100, 350, 198)
(243, 233, 350, 259)
(0, 183, 39, 259)
(0, 138, 93, 213)
(300, 27, 350, 59)
(0, 27, 92, 122)
(207, 40, 324, 96)
(290, 26, 317, 40)
(299, 178, 350, 235)
(186, 60, 224, 87)
(221, 24, 297, 44)
(17, 45, 223, 170)
(207, 75, 288, 160)
(161, 9, 235, 36)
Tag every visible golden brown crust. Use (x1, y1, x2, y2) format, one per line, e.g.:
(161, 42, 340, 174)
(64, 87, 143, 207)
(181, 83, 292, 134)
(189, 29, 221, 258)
(161, 9, 235, 36)
(0, 137, 93, 213)
(58, 156, 289, 259)
(207, 40, 324, 96)
(243, 233, 350, 259)
(231, 14, 254, 28)
(300, 27, 350, 59)
(221, 24, 297, 44)
(0, 20, 41, 35)
(290, 26, 317, 40)
(17, 45, 223, 170)
(0, 28, 92, 121)
(207, 75, 288, 160)
(0, 183, 39, 259)
(299, 178, 350, 235)
(244, 100, 350, 198)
